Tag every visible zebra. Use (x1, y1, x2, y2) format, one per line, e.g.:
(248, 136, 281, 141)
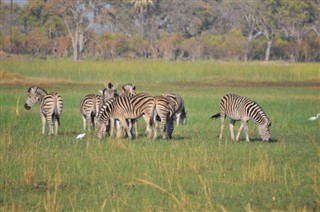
(161, 92, 187, 125)
(24, 86, 63, 135)
(95, 93, 157, 139)
(121, 83, 138, 137)
(80, 82, 118, 131)
(210, 94, 271, 142)
(154, 95, 175, 139)
(100, 82, 119, 106)
(80, 94, 101, 130)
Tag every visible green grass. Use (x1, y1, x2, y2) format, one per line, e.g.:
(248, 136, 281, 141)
(0, 58, 319, 211)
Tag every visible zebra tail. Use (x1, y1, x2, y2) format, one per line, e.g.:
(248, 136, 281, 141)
(149, 103, 157, 127)
(54, 101, 61, 126)
(210, 113, 220, 119)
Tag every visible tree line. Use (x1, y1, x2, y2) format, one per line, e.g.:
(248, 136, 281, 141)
(1, 0, 319, 61)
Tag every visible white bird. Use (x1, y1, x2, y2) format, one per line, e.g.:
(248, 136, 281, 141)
(308, 113, 320, 121)
(76, 133, 86, 139)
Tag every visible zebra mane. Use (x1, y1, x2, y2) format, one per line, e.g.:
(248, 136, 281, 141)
(28, 86, 48, 95)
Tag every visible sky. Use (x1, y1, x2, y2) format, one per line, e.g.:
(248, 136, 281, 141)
(3, 0, 28, 6)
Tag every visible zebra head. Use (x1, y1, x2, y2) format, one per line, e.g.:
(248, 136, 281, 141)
(258, 121, 272, 142)
(95, 119, 109, 139)
(121, 83, 136, 97)
(102, 82, 118, 103)
(24, 86, 43, 110)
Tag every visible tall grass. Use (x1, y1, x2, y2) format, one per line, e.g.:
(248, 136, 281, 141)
(1, 58, 319, 211)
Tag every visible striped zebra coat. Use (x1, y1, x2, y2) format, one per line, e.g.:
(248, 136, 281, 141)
(154, 96, 175, 139)
(210, 94, 271, 142)
(161, 92, 187, 125)
(121, 83, 138, 137)
(24, 86, 63, 135)
(80, 94, 101, 130)
(95, 93, 156, 139)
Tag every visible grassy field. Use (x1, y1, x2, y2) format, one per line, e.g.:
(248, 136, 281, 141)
(1, 57, 319, 211)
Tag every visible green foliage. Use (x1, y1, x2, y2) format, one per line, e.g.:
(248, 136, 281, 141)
(1, 59, 319, 211)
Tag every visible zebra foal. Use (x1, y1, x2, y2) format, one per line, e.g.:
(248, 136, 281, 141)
(210, 94, 271, 142)
(95, 93, 156, 139)
(24, 86, 63, 135)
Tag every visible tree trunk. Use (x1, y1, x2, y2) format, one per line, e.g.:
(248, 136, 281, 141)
(265, 39, 272, 61)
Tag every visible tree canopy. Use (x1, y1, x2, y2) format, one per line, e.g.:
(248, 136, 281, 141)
(1, 0, 319, 61)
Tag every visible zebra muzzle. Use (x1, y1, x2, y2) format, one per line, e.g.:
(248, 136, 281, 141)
(24, 103, 31, 110)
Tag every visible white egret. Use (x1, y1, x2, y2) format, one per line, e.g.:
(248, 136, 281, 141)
(76, 133, 86, 139)
(308, 114, 320, 121)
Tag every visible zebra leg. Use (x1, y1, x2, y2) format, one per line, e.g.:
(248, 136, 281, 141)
(54, 117, 59, 135)
(133, 119, 139, 137)
(41, 113, 46, 135)
(119, 117, 131, 139)
(176, 114, 180, 126)
(47, 115, 54, 135)
(82, 115, 87, 130)
(160, 118, 167, 139)
(236, 122, 244, 142)
(219, 116, 226, 139)
(143, 115, 154, 138)
(115, 120, 122, 139)
(109, 119, 115, 138)
(166, 116, 174, 139)
(229, 119, 236, 141)
(242, 121, 250, 142)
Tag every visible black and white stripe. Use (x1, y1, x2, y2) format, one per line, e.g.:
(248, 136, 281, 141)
(121, 83, 138, 137)
(24, 86, 63, 135)
(101, 82, 119, 105)
(95, 93, 156, 139)
(162, 92, 187, 125)
(154, 96, 175, 139)
(210, 94, 271, 142)
(80, 94, 101, 130)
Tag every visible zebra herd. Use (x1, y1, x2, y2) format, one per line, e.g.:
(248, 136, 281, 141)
(24, 85, 272, 142)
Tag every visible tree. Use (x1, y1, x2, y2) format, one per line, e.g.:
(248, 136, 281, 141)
(46, 0, 109, 60)
(130, 0, 155, 39)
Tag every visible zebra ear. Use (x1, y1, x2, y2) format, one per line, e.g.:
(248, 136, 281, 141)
(28, 86, 36, 93)
(107, 82, 113, 89)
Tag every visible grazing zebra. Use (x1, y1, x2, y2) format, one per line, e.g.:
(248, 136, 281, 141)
(24, 86, 63, 135)
(162, 92, 187, 125)
(210, 94, 271, 142)
(154, 96, 175, 139)
(80, 94, 101, 130)
(95, 93, 156, 139)
(121, 83, 138, 137)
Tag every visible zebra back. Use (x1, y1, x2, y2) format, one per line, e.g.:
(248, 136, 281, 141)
(41, 92, 63, 125)
(80, 94, 101, 117)
(220, 94, 270, 126)
(96, 93, 156, 139)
